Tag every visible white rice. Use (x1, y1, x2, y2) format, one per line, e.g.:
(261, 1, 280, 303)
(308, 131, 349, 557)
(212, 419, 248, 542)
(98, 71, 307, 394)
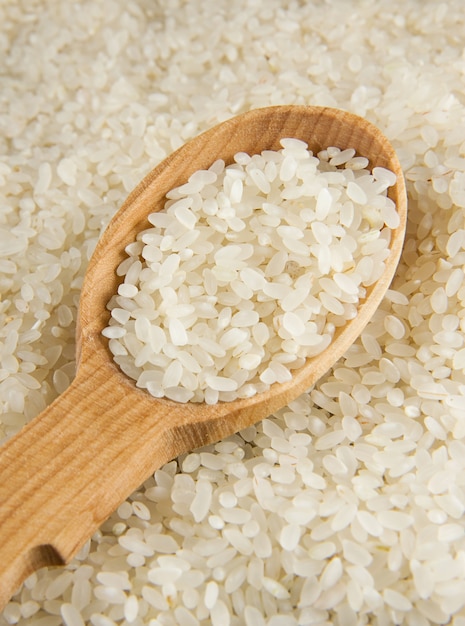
(104, 144, 397, 403)
(2, 1, 465, 625)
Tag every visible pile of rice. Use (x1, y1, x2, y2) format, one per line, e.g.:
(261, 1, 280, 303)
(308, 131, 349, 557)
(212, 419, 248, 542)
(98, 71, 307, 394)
(103, 142, 398, 404)
(1, 1, 464, 625)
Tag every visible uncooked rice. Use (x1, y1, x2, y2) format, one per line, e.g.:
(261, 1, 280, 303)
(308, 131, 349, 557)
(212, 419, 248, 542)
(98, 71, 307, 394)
(1, 1, 465, 625)
(103, 143, 397, 403)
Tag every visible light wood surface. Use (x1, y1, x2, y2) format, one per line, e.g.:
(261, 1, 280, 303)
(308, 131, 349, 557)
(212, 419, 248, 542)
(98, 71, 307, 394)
(0, 105, 407, 608)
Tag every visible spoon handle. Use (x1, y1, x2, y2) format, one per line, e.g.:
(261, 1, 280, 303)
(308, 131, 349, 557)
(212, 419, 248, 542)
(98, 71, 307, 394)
(0, 356, 190, 608)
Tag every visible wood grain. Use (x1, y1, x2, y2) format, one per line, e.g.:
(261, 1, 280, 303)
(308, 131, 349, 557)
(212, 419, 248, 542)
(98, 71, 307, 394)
(0, 105, 407, 608)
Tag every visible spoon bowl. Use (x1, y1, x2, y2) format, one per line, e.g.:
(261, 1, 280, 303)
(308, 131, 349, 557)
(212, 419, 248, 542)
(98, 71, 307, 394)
(0, 105, 407, 607)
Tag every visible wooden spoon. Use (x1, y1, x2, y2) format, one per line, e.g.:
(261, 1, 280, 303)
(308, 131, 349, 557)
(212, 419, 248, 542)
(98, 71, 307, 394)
(0, 105, 407, 608)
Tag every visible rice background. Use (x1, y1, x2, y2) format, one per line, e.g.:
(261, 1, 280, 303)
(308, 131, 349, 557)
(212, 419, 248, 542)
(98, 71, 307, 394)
(1, 1, 465, 625)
